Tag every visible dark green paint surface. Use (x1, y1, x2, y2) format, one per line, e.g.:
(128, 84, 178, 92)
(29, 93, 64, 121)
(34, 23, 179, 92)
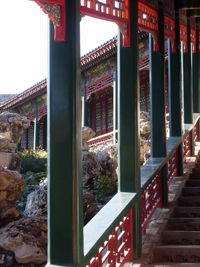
(182, 15, 193, 124)
(193, 29, 200, 113)
(149, 3, 166, 158)
(168, 9, 182, 137)
(47, 0, 83, 265)
(118, 0, 141, 258)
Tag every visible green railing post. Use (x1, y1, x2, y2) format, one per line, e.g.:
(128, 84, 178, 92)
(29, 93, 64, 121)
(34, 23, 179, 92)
(149, 1, 167, 206)
(33, 104, 39, 151)
(118, 0, 141, 258)
(168, 8, 183, 176)
(193, 21, 200, 142)
(47, 0, 83, 266)
(182, 14, 193, 124)
(192, 25, 200, 114)
(113, 70, 118, 144)
(182, 13, 194, 155)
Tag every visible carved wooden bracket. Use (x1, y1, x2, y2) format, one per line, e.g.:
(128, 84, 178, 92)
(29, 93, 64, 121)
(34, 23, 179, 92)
(35, 0, 66, 41)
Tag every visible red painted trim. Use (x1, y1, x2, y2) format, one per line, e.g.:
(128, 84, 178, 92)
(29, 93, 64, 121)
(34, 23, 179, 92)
(191, 27, 197, 53)
(80, 0, 130, 47)
(180, 23, 188, 53)
(164, 16, 175, 52)
(91, 92, 113, 136)
(35, 0, 66, 42)
(141, 171, 162, 235)
(87, 209, 133, 266)
(138, 1, 159, 51)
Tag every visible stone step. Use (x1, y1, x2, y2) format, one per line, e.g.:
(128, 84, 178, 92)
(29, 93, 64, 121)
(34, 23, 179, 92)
(189, 169, 200, 179)
(167, 218, 200, 231)
(173, 207, 200, 217)
(186, 180, 200, 187)
(162, 231, 200, 245)
(178, 196, 200, 206)
(154, 245, 200, 263)
(182, 187, 200, 196)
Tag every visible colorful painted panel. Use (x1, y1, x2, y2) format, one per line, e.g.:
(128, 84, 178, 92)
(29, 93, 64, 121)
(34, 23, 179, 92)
(35, 0, 66, 41)
(138, 1, 159, 51)
(85, 58, 116, 86)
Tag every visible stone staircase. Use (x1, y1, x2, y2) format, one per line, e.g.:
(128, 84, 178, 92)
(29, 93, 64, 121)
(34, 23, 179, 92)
(152, 162, 200, 266)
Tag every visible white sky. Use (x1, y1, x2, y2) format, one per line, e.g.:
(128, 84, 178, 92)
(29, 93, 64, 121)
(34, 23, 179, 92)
(0, 0, 118, 94)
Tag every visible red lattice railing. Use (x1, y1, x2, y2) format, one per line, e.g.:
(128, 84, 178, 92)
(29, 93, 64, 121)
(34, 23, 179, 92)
(183, 131, 192, 163)
(141, 172, 162, 235)
(194, 121, 199, 145)
(87, 210, 133, 267)
(168, 148, 178, 184)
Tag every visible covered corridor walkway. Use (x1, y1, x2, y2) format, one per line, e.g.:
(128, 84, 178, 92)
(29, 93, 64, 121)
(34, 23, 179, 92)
(30, 0, 200, 266)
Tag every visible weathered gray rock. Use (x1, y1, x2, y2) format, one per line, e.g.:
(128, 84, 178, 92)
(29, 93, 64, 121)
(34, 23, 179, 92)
(140, 139, 151, 165)
(0, 167, 25, 224)
(83, 191, 98, 224)
(0, 112, 30, 152)
(82, 126, 95, 142)
(97, 151, 110, 169)
(0, 152, 21, 172)
(140, 120, 151, 136)
(82, 152, 101, 188)
(97, 150, 118, 171)
(0, 135, 9, 151)
(0, 217, 47, 264)
(24, 180, 47, 218)
(82, 140, 89, 152)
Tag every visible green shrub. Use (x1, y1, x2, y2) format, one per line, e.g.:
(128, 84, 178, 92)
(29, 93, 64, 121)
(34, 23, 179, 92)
(94, 173, 117, 201)
(19, 149, 47, 159)
(19, 149, 47, 173)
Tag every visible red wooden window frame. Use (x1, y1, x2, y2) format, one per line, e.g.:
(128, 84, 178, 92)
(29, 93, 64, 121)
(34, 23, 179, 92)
(89, 90, 113, 136)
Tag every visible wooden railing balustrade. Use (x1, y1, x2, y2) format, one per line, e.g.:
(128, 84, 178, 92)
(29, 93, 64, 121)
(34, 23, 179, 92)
(84, 115, 200, 266)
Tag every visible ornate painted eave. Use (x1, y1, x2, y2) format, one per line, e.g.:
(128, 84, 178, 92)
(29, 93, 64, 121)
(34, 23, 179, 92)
(0, 30, 151, 110)
(0, 79, 47, 110)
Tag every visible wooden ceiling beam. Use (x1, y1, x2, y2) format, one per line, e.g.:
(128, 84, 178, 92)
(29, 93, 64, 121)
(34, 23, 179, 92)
(176, 0, 200, 9)
(188, 9, 200, 16)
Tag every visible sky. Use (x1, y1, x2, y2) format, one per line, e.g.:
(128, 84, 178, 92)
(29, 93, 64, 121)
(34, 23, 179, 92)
(0, 0, 118, 94)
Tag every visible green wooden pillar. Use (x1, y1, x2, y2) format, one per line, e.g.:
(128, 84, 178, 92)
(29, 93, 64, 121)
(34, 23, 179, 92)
(33, 105, 40, 151)
(113, 70, 118, 144)
(47, 0, 83, 266)
(118, 0, 141, 258)
(182, 14, 193, 125)
(149, 1, 167, 205)
(197, 22, 200, 141)
(168, 8, 183, 176)
(193, 26, 200, 114)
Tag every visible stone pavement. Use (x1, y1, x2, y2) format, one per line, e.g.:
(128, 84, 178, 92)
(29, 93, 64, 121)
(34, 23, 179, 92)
(125, 142, 200, 267)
